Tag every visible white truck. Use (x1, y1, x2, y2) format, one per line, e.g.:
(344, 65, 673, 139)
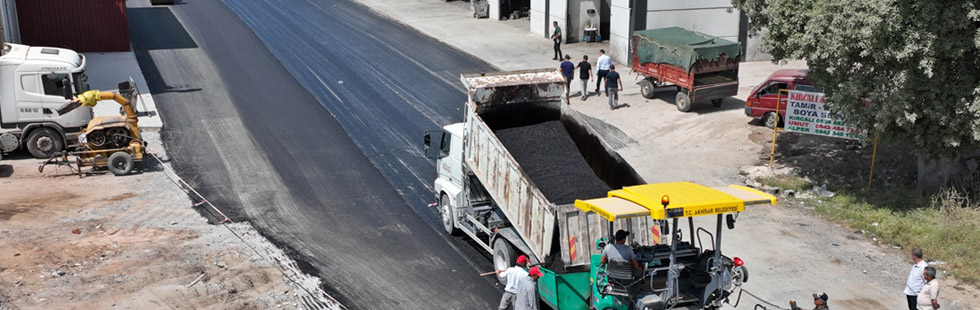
(424, 69, 658, 275)
(0, 43, 92, 158)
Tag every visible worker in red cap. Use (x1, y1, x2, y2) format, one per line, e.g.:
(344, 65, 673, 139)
(495, 255, 530, 310)
(514, 266, 544, 310)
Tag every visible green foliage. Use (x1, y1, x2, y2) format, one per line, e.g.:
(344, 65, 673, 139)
(808, 188, 980, 284)
(756, 174, 809, 192)
(735, 0, 980, 155)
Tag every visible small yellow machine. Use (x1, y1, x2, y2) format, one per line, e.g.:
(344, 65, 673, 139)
(44, 81, 145, 176)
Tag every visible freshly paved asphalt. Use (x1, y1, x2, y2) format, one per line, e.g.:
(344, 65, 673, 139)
(127, 0, 499, 308)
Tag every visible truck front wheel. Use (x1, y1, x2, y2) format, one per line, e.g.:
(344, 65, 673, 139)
(675, 91, 692, 112)
(26, 128, 64, 159)
(764, 112, 781, 129)
(492, 238, 515, 284)
(440, 194, 461, 236)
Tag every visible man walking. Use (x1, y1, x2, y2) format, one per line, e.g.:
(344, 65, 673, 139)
(514, 267, 544, 310)
(604, 65, 624, 110)
(594, 49, 611, 93)
(918, 267, 941, 310)
(559, 55, 574, 97)
(905, 248, 928, 310)
(495, 255, 529, 310)
(575, 55, 592, 100)
(551, 21, 563, 60)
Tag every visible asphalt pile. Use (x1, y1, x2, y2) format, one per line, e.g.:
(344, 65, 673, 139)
(495, 121, 612, 205)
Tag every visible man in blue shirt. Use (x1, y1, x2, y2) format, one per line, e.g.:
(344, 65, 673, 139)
(560, 55, 574, 98)
(604, 64, 624, 110)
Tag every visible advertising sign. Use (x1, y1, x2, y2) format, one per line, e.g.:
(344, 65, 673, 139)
(784, 90, 865, 140)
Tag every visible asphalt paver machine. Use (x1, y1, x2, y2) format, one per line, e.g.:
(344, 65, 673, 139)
(537, 182, 776, 310)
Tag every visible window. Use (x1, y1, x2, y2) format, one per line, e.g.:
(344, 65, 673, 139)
(439, 131, 452, 158)
(759, 82, 788, 96)
(41, 73, 69, 97)
(72, 72, 90, 93)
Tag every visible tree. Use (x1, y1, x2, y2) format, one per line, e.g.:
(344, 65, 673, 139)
(735, 0, 980, 192)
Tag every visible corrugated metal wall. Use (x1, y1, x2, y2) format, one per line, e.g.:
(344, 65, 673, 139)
(16, 0, 129, 52)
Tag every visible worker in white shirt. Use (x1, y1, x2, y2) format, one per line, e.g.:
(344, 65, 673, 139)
(495, 255, 529, 310)
(904, 248, 928, 310)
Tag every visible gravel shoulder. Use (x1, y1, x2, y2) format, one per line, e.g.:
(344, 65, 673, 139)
(0, 130, 337, 310)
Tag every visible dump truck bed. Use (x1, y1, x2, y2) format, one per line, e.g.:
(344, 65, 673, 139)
(461, 69, 651, 268)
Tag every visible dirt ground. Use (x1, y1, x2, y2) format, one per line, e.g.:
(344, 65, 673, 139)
(0, 130, 337, 310)
(567, 61, 980, 309)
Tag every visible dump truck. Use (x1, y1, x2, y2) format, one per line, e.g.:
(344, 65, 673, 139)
(423, 69, 660, 294)
(631, 27, 740, 112)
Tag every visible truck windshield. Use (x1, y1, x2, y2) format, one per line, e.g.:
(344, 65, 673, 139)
(72, 72, 90, 94)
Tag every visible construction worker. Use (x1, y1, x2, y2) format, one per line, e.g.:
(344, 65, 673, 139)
(514, 266, 544, 310)
(600, 230, 642, 271)
(495, 255, 529, 310)
(790, 292, 829, 310)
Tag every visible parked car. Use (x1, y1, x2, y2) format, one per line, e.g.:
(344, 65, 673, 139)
(744, 69, 822, 128)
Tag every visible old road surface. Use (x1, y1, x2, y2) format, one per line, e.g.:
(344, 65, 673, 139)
(127, 0, 499, 308)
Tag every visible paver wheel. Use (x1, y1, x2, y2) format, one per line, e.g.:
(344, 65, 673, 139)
(492, 238, 515, 284)
(639, 79, 656, 99)
(675, 91, 692, 112)
(440, 193, 461, 236)
(26, 128, 63, 159)
(108, 152, 134, 176)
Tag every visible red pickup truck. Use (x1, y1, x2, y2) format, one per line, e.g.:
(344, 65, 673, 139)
(744, 69, 817, 128)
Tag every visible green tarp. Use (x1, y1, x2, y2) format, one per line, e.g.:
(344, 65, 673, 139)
(633, 27, 741, 72)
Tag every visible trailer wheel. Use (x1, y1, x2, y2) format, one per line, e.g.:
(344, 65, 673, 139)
(26, 128, 64, 159)
(764, 112, 780, 129)
(492, 238, 515, 284)
(440, 194, 461, 236)
(711, 98, 724, 107)
(108, 152, 134, 176)
(639, 79, 656, 99)
(675, 91, 692, 112)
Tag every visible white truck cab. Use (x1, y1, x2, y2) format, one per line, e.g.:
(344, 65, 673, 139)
(0, 43, 91, 158)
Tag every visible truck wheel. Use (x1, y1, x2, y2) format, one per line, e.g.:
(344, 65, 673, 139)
(711, 98, 724, 107)
(675, 91, 692, 112)
(492, 238, 515, 284)
(639, 79, 656, 99)
(764, 112, 780, 129)
(108, 152, 134, 176)
(26, 128, 64, 159)
(440, 194, 461, 236)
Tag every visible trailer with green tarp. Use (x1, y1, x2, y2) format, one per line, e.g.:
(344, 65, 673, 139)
(631, 27, 741, 112)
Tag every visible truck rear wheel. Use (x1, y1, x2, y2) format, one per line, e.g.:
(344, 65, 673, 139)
(675, 91, 692, 112)
(711, 98, 724, 107)
(26, 128, 64, 159)
(639, 79, 656, 99)
(492, 238, 515, 284)
(440, 194, 461, 236)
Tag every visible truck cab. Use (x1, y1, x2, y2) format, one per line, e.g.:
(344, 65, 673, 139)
(744, 69, 815, 128)
(0, 43, 91, 158)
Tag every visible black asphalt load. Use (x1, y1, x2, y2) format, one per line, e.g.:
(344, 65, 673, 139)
(127, 0, 499, 309)
(496, 121, 612, 205)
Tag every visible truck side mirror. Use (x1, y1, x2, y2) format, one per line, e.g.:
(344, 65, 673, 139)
(423, 131, 445, 160)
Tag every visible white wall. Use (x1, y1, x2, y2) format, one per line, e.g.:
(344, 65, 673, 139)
(608, 0, 631, 65)
(489, 0, 502, 20)
(530, 0, 568, 39)
(0, 0, 19, 43)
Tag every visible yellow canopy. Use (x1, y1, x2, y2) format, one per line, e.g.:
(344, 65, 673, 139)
(573, 182, 777, 222)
